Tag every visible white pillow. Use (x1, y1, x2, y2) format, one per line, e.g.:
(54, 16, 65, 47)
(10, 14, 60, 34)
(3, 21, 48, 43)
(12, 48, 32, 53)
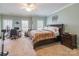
(43, 26, 48, 30)
(47, 27, 59, 31)
(45, 26, 59, 36)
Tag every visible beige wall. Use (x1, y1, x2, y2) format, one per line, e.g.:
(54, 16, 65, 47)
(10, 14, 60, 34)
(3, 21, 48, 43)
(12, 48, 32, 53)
(47, 4, 79, 47)
(32, 16, 47, 29)
(0, 16, 1, 36)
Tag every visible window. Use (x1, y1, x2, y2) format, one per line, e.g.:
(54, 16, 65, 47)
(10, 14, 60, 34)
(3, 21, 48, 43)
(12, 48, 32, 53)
(37, 20, 44, 30)
(3, 19, 12, 29)
(22, 20, 29, 32)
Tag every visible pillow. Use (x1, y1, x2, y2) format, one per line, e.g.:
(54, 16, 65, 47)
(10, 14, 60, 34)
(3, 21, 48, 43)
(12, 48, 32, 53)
(45, 27, 59, 31)
(43, 26, 48, 30)
(44, 26, 59, 36)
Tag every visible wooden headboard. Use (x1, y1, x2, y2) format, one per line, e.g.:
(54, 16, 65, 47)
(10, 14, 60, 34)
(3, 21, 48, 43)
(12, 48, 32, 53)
(48, 24, 64, 35)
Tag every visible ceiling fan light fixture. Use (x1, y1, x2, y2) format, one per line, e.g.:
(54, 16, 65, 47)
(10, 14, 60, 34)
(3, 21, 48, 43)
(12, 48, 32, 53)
(25, 7, 33, 12)
(21, 3, 36, 12)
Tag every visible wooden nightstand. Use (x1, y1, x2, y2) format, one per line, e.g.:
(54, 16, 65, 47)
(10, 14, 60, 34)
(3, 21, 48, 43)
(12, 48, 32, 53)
(61, 33, 77, 49)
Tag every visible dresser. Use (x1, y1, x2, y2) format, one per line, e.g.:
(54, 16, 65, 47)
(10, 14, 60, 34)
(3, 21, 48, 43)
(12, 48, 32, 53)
(61, 33, 77, 49)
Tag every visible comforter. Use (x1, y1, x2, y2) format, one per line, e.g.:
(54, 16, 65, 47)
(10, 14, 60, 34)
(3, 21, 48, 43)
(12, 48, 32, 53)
(28, 29, 59, 43)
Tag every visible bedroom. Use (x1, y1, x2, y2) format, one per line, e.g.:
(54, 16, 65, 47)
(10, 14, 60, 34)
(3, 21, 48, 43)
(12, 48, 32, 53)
(0, 3, 79, 56)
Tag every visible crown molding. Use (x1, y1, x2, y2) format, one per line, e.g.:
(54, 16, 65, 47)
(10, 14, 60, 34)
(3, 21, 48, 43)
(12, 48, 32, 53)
(48, 3, 75, 17)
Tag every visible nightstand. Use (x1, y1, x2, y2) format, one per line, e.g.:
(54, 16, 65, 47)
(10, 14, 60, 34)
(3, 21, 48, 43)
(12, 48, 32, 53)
(61, 33, 77, 49)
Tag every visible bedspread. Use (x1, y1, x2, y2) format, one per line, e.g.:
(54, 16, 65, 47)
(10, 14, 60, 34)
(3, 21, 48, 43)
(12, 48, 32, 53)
(29, 30, 57, 43)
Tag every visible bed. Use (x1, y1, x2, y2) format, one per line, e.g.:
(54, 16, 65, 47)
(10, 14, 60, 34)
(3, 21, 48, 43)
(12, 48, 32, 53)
(28, 24, 64, 49)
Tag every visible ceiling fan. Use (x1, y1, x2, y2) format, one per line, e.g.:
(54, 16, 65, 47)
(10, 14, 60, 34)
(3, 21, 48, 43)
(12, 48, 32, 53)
(20, 3, 36, 12)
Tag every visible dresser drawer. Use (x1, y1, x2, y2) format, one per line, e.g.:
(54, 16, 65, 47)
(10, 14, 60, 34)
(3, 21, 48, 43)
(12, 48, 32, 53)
(61, 33, 77, 49)
(62, 35, 71, 39)
(62, 38, 72, 43)
(63, 43, 73, 49)
(62, 40, 72, 45)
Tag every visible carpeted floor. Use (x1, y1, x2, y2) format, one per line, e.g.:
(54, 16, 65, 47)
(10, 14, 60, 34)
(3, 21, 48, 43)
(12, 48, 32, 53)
(36, 43, 79, 56)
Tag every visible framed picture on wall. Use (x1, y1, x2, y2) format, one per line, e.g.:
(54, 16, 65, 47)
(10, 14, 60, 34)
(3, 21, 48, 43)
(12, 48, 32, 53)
(52, 15, 58, 21)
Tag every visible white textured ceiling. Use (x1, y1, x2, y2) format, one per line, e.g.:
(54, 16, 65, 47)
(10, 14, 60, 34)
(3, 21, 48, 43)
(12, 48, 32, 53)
(0, 3, 69, 16)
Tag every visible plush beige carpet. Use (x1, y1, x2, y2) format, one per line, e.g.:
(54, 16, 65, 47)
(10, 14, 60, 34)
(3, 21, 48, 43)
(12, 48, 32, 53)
(36, 43, 79, 56)
(0, 37, 36, 56)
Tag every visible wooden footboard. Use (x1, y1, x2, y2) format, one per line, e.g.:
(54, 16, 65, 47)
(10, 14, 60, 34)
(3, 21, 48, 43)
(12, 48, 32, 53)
(34, 36, 61, 49)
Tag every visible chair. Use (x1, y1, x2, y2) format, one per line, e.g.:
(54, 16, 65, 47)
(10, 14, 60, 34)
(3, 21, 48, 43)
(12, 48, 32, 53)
(10, 29, 18, 40)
